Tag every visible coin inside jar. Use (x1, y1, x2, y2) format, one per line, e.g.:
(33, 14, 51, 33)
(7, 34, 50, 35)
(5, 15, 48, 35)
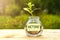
(26, 26, 41, 35)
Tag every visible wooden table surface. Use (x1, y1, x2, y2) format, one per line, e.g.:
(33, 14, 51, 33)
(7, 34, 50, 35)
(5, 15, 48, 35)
(0, 29, 60, 40)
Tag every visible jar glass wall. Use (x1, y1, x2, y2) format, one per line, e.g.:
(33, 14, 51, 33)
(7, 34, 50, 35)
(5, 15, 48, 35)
(25, 16, 43, 37)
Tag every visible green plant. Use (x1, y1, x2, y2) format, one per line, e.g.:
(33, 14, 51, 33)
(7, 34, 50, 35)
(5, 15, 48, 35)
(0, 14, 28, 29)
(23, 2, 34, 16)
(23, 2, 40, 16)
(40, 14, 60, 29)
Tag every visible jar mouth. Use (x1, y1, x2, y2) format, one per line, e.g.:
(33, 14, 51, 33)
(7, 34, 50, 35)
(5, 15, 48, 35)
(29, 16, 39, 19)
(29, 16, 39, 18)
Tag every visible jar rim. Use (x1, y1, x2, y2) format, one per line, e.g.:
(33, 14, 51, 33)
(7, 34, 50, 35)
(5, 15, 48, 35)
(29, 16, 40, 19)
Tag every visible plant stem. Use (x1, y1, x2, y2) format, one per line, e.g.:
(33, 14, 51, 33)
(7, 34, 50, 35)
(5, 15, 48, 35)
(30, 11, 33, 16)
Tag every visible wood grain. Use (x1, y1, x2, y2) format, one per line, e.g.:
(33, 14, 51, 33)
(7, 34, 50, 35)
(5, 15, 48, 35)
(0, 29, 60, 40)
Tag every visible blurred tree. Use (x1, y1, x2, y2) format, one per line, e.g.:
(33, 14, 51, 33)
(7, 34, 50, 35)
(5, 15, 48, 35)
(1, 0, 60, 16)
(40, 0, 60, 14)
(5, 0, 20, 17)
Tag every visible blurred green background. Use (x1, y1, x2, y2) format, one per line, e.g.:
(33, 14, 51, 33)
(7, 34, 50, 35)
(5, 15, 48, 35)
(0, 0, 60, 29)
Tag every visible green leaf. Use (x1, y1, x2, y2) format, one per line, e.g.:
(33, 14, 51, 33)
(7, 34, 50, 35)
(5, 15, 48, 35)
(23, 8, 31, 13)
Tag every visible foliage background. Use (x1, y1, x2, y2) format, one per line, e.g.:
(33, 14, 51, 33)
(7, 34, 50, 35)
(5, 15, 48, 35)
(0, 0, 60, 29)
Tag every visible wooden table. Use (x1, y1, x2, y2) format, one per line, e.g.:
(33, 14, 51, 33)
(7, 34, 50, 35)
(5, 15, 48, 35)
(0, 29, 60, 40)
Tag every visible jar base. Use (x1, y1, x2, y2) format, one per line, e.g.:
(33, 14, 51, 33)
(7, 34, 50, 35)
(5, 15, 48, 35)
(26, 30, 43, 37)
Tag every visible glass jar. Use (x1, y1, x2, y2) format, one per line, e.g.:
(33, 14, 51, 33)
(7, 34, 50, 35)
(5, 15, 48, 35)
(25, 16, 43, 37)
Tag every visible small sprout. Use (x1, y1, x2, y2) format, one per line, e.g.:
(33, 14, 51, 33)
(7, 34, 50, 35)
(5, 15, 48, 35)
(23, 2, 40, 16)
